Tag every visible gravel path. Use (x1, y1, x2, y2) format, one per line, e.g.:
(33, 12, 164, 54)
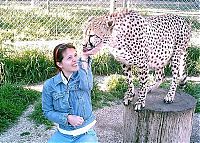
(0, 76, 199, 143)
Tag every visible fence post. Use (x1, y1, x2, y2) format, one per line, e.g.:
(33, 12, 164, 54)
(110, 0, 116, 13)
(123, 0, 130, 9)
(123, 88, 196, 143)
(123, 0, 127, 8)
(46, 0, 50, 13)
(5, 0, 8, 5)
(31, 0, 36, 7)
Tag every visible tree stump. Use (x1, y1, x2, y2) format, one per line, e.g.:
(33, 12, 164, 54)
(123, 88, 197, 143)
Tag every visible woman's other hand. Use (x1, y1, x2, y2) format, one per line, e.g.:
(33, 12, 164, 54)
(67, 115, 84, 127)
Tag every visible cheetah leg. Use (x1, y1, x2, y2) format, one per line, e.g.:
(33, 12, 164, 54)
(147, 68, 165, 93)
(134, 64, 149, 111)
(164, 53, 181, 103)
(122, 64, 135, 106)
(178, 52, 187, 87)
(164, 21, 191, 102)
(177, 20, 190, 88)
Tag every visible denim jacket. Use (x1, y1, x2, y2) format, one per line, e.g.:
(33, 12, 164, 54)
(42, 58, 95, 131)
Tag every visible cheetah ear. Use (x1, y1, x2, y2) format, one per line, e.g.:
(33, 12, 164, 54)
(106, 21, 115, 28)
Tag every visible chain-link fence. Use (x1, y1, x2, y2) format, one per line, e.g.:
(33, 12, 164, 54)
(0, 0, 199, 49)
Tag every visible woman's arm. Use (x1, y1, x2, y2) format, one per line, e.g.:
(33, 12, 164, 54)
(80, 54, 90, 71)
(42, 82, 69, 125)
(78, 55, 93, 91)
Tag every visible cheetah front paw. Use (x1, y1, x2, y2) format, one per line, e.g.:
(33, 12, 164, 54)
(134, 100, 145, 111)
(123, 91, 135, 106)
(164, 94, 174, 103)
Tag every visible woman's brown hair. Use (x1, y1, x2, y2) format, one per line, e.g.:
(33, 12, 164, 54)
(53, 43, 76, 71)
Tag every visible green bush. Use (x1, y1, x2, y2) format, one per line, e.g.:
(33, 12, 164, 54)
(186, 47, 200, 76)
(1, 48, 54, 84)
(165, 46, 200, 76)
(91, 75, 128, 109)
(184, 82, 200, 113)
(191, 18, 200, 30)
(0, 83, 40, 133)
(107, 74, 128, 95)
(92, 53, 122, 75)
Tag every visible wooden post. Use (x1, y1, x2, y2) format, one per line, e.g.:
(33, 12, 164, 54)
(110, 0, 116, 14)
(123, 88, 197, 143)
(46, 0, 50, 13)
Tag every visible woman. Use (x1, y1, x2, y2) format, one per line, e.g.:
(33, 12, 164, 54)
(42, 43, 98, 143)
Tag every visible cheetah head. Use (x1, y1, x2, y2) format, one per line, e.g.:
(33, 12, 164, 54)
(82, 16, 115, 54)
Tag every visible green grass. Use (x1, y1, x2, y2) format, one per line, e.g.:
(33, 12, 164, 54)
(0, 83, 40, 133)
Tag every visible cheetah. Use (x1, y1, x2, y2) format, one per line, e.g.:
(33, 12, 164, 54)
(82, 10, 191, 111)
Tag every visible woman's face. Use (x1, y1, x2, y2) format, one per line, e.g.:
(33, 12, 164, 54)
(57, 48, 79, 77)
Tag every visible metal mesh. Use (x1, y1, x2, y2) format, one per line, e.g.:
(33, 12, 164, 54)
(0, 0, 199, 48)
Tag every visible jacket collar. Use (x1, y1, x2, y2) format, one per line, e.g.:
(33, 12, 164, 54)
(53, 71, 77, 86)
